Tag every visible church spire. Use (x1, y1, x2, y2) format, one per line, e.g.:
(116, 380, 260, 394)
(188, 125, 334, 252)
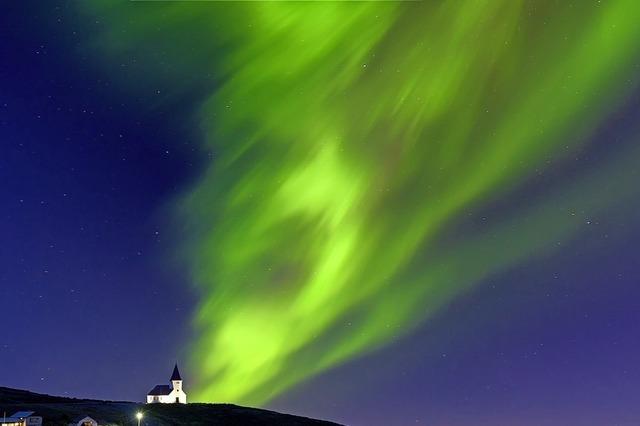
(170, 363, 182, 381)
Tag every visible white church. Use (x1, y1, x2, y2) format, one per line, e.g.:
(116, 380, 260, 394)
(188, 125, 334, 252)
(146, 364, 187, 404)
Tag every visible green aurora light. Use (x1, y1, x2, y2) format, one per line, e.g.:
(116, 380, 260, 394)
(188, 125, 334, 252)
(81, 0, 640, 405)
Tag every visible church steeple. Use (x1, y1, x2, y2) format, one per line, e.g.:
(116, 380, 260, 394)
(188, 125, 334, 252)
(171, 363, 183, 393)
(170, 363, 182, 381)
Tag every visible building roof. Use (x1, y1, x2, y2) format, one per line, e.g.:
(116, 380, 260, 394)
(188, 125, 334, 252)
(148, 384, 172, 396)
(170, 363, 182, 381)
(71, 416, 96, 423)
(10, 412, 36, 418)
(71, 415, 114, 425)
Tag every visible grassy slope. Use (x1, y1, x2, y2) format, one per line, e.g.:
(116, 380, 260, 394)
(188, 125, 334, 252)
(0, 388, 342, 426)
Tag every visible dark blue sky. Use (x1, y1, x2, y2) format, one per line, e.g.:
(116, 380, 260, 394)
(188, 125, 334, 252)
(2, 2, 640, 426)
(1, 0, 199, 401)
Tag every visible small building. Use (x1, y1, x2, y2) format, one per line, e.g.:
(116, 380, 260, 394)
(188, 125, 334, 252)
(146, 363, 187, 404)
(68, 417, 98, 426)
(68, 415, 118, 426)
(1, 411, 42, 426)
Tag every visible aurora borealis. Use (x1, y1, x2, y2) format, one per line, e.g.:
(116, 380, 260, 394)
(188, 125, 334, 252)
(79, 0, 640, 404)
(3, 1, 640, 424)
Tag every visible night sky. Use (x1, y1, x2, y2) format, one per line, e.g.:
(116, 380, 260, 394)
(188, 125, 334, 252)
(2, 2, 640, 426)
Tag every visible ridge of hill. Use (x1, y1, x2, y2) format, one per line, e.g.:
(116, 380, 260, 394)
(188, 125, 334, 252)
(0, 387, 343, 426)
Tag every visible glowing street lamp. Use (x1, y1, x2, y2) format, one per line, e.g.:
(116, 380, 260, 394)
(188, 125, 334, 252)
(136, 411, 143, 426)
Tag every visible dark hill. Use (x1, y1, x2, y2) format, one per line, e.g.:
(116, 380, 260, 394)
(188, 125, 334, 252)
(0, 386, 83, 404)
(0, 387, 343, 426)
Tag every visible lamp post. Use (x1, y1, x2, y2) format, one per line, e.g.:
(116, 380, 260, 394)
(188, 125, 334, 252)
(136, 411, 143, 426)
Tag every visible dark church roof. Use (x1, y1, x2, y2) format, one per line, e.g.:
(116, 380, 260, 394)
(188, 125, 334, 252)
(170, 363, 182, 381)
(148, 385, 172, 396)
